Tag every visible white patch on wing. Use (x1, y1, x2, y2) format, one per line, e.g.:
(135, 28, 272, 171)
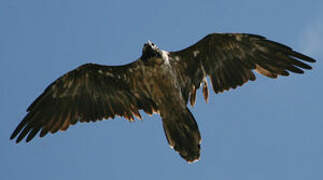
(66, 80, 73, 88)
(161, 50, 170, 64)
(200, 64, 206, 76)
(234, 34, 243, 41)
(193, 50, 200, 57)
(106, 71, 114, 77)
(52, 84, 57, 98)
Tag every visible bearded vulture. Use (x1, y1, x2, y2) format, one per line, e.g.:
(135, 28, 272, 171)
(10, 33, 316, 163)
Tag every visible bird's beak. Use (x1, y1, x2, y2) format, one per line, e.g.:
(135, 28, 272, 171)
(147, 40, 152, 46)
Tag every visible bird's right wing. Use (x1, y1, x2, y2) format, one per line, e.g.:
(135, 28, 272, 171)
(11, 62, 158, 143)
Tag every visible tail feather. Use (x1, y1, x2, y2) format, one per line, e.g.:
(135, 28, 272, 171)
(162, 107, 201, 162)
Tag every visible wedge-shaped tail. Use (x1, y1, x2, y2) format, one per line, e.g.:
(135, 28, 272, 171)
(161, 107, 201, 162)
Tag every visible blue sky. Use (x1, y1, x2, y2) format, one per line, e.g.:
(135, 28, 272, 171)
(1, 0, 322, 179)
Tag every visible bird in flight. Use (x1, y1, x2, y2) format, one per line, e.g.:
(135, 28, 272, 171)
(11, 33, 316, 163)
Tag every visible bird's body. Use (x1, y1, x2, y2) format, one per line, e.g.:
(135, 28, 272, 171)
(11, 33, 316, 162)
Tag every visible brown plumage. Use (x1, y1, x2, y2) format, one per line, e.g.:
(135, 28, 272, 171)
(11, 33, 316, 162)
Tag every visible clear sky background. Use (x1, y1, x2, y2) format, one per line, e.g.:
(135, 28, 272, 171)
(1, 0, 322, 180)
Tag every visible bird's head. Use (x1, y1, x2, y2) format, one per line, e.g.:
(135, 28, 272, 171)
(141, 40, 161, 62)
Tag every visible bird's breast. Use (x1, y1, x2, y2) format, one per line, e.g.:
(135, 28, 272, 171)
(137, 62, 182, 105)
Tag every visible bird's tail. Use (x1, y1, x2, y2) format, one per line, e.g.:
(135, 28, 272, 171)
(161, 107, 201, 162)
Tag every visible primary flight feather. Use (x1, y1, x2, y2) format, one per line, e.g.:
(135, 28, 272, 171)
(11, 33, 316, 162)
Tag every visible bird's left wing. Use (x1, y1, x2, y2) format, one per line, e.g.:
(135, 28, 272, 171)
(169, 33, 316, 106)
(11, 62, 158, 143)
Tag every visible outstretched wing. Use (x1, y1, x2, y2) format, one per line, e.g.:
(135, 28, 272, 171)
(11, 62, 158, 143)
(170, 33, 316, 106)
